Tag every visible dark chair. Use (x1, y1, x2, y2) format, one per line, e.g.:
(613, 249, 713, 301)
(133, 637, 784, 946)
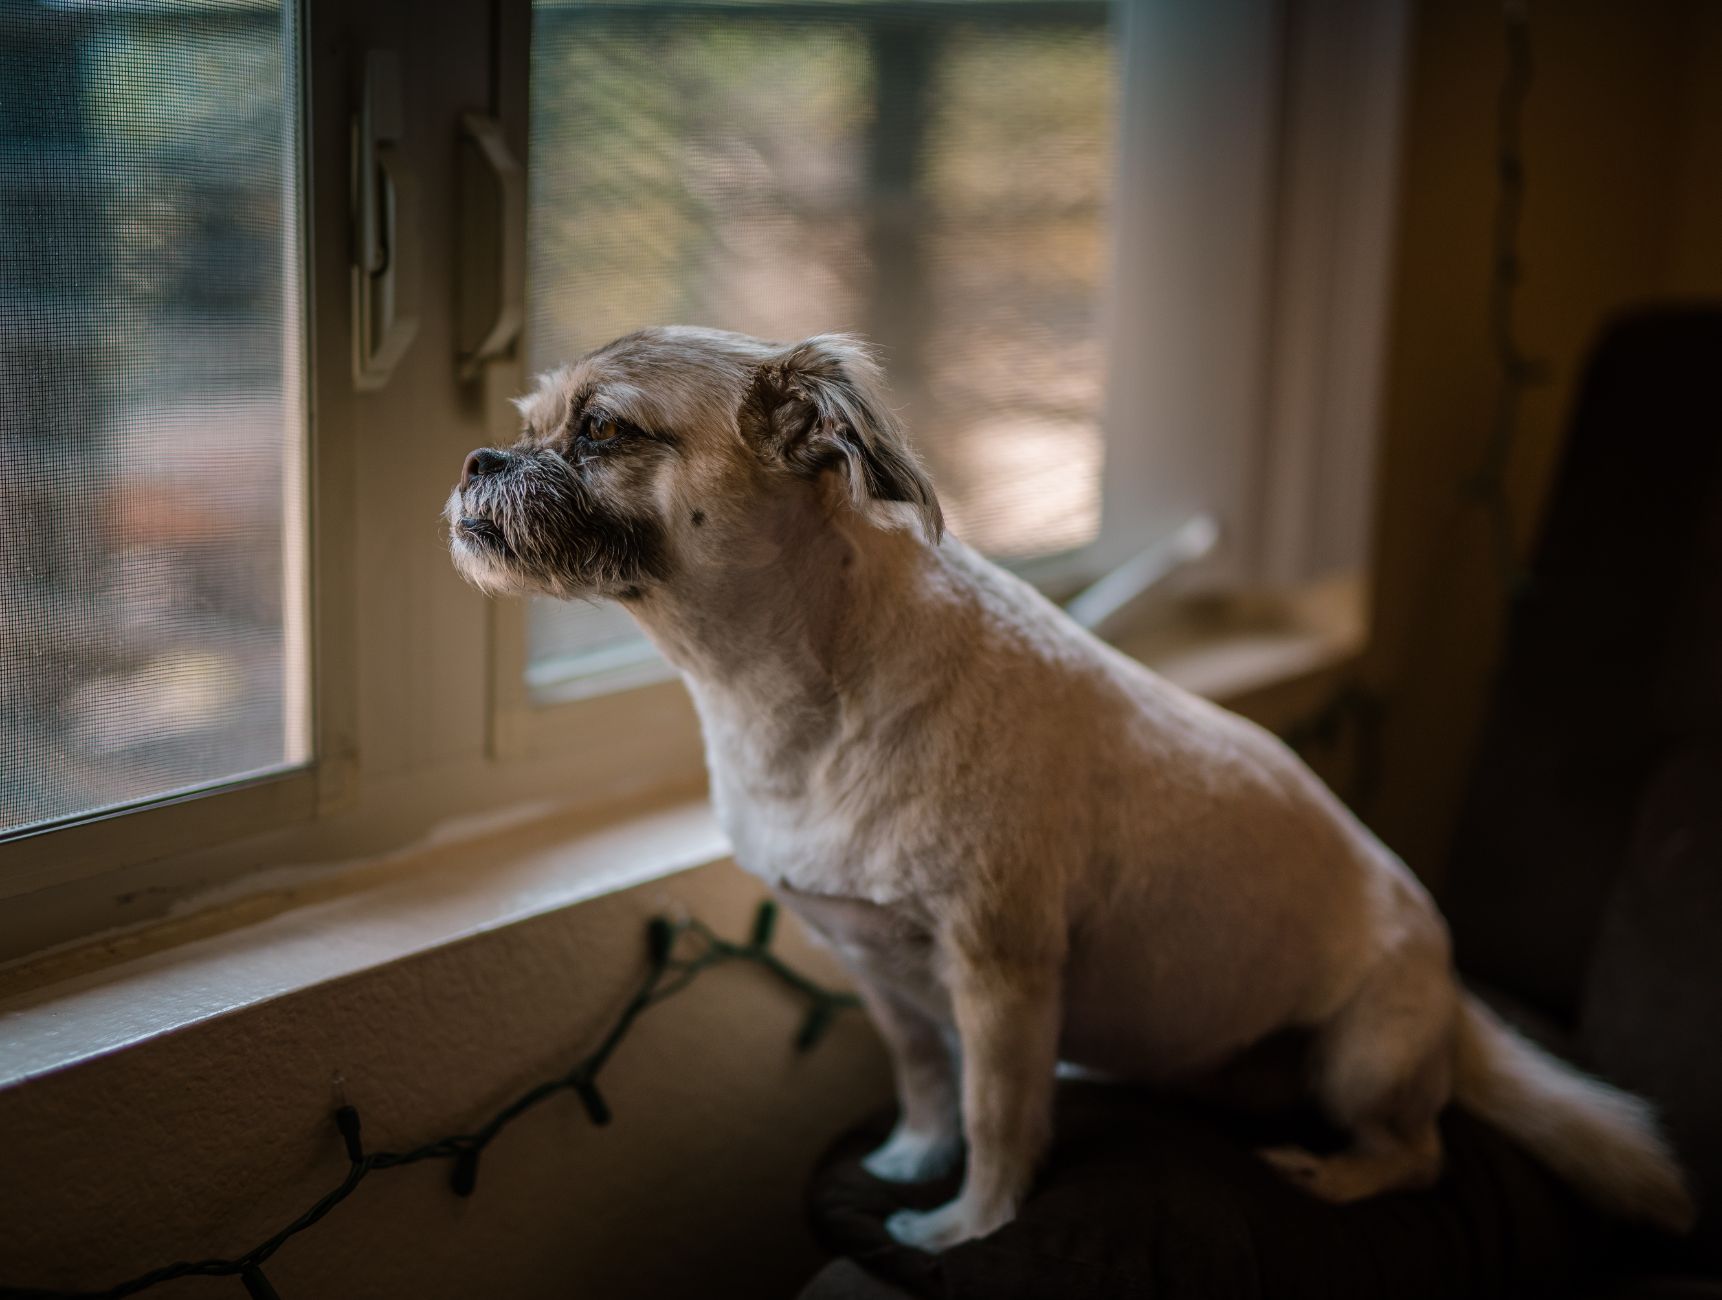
(1443, 306, 1722, 1285)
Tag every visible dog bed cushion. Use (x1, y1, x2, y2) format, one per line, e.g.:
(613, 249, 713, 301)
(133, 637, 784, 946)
(798, 1079, 1672, 1300)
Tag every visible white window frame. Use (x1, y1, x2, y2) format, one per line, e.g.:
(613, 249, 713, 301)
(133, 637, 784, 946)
(0, 0, 1407, 964)
(1101, 0, 1407, 599)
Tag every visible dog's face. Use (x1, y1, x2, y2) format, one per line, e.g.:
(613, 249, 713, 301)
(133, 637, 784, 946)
(446, 326, 941, 600)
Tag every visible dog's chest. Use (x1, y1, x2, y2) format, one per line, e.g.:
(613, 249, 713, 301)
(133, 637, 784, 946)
(704, 740, 914, 901)
(712, 772, 888, 897)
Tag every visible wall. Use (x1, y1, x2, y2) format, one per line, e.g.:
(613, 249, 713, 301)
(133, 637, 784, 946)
(0, 862, 891, 1299)
(1363, 0, 1722, 884)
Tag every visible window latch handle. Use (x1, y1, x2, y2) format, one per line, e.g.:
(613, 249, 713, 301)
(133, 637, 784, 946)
(456, 113, 525, 382)
(351, 51, 420, 390)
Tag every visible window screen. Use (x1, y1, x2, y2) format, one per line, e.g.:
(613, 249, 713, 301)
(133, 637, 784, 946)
(1, 1, 307, 837)
(526, 0, 1114, 696)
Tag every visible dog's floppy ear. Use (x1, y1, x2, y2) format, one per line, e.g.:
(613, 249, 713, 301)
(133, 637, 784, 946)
(741, 334, 943, 543)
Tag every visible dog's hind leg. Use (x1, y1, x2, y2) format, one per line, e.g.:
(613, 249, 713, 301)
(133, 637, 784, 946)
(1258, 951, 1456, 1204)
(1260, 1124, 1444, 1202)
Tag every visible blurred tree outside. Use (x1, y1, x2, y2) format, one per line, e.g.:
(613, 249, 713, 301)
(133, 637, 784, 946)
(0, 0, 301, 834)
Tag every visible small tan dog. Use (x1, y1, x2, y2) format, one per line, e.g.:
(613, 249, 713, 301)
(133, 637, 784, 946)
(448, 326, 1693, 1251)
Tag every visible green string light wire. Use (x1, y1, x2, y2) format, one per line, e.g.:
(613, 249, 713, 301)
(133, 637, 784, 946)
(1463, 0, 1549, 601)
(0, 901, 857, 1300)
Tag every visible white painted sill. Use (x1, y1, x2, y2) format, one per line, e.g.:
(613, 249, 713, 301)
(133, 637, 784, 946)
(0, 799, 729, 1088)
(0, 575, 1363, 1091)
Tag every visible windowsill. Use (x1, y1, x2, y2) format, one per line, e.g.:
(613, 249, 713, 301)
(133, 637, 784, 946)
(0, 573, 1364, 1091)
(0, 796, 728, 1088)
(1117, 573, 1367, 731)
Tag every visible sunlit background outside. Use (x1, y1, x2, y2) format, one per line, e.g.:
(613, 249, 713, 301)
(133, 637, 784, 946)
(0, 0, 305, 836)
(526, 0, 1115, 689)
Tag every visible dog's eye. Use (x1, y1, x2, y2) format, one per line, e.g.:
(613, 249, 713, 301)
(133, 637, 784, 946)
(585, 416, 621, 443)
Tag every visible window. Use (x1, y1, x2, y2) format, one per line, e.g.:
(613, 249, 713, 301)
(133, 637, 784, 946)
(1, 0, 306, 839)
(524, 0, 1115, 699)
(0, 0, 1405, 959)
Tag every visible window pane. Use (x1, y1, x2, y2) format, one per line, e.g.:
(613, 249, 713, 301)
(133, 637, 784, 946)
(526, 0, 1113, 694)
(1, 0, 307, 837)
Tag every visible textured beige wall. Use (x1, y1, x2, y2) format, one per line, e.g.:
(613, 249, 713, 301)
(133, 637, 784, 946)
(0, 862, 891, 1299)
(1363, 0, 1722, 885)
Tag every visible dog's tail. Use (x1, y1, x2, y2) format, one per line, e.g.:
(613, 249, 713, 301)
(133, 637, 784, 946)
(1453, 992, 1695, 1232)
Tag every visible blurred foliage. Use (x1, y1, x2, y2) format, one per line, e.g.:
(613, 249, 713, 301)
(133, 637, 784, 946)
(1, 1, 299, 832)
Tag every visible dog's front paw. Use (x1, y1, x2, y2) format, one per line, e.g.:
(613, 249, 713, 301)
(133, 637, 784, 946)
(885, 1196, 1010, 1253)
(863, 1126, 962, 1184)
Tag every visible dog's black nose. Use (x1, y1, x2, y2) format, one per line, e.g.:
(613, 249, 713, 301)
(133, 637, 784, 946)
(462, 447, 509, 487)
